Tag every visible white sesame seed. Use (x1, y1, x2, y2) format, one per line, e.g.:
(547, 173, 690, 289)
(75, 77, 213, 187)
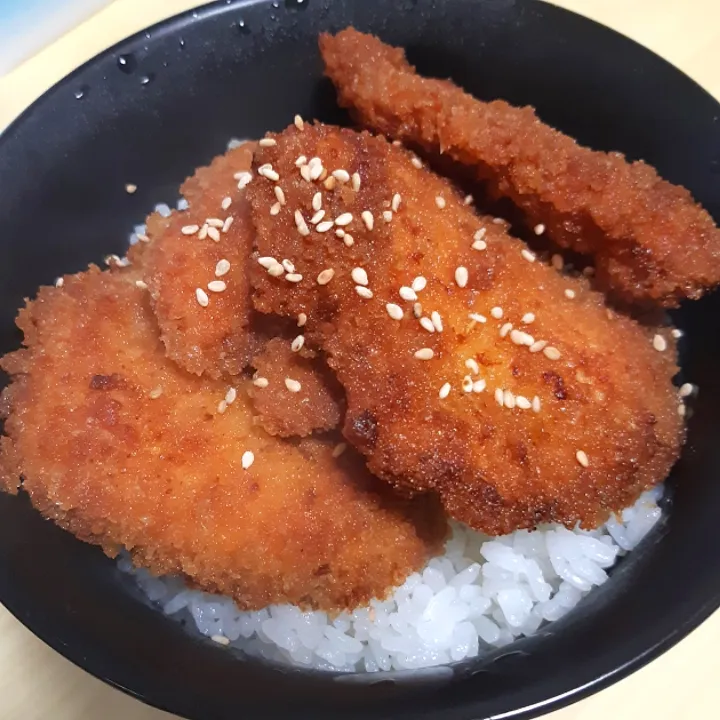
(221, 197, 233, 213)
(419, 317, 436, 333)
(412, 276, 427, 292)
(411, 157, 422, 169)
(465, 358, 480, 374)
(462, 375, 474, 393)
(392, 139, 402, 147)
(294, 114, 304, 130)
(335, 213, 353, 227)
(136, 234, 150, 243)
(258, 256, 278, 269)
(207, 226, 221, 242)
(135, 280, 147, 289)
(521, 249, 536, 263)
(242, 450, 255, 469)
(355, 286, 374, 299)
(413, 302, 423, 318)
(473, 379, 486, 393)
(392, 193, 402, 212)
(273, 186, 286, 206)
(206, 217, 224, 228)
(207, 280, 227, 293)
(522, 313, 535, 324)
(439, 382, 451, 399)
(551, 254, 564, 271)
(297, 313, 307, 328)
(564, 289, 576, 299)
(291, 335, 305, 352)
(324, 176, 336, 190)
(653, 334, 667, 352)
(181, 224, 200, 235)
(253, 376, 269, 388)
(343, 234, 354, 247)
(281, 259, 295, 273)
(543, 346, 561, 360)
(534, 223, 546, 235)
(332, 442, 347, 458)
(55, 277, 64, 288)
(332, 169, 350, 183)
(300, 164, 312, 182)
(310, 210, 326, 225)
(490, 306, 503, 319)
(211, 634, 230, 646)
(473, 228, 487, 243)
(678, 403, 686, 417)
(671, 328, 683, 339)
(469, 313, 487, 324)
(285, 378, 302, 393)
(495, 388, 504, 407)
(295, 155, 308, 167)
(529, 340, 547, 353)
(317, 268, 335, 285)
(414, 348, 434, 360)
(125, 183, 137, 194)
(576, 450, 589, 468)
(500, 323, 513, 338)
(335, 228, 345, 238)
(149, 386, 163, 399)
(352, 172, 361, 191)
(351, 267, 368, 286)
(532, 396, 541, 413)
(316, 220, 334, 233)
(383, 210, 393, 222)
(312, 192, 322, 212)
(472, 239, 487, 251)
(504, 390, 516, 409)
(399, 286, 418, 302)
(679, 383, 694, 398)
(222, 216, 234, 233)
(435, 196, 446, 209)
(510, 329, 527, 345)
(516, 396, 531, 410)
(309, 159, 323, 181)
(225, 387, 237, 405)
(455, 266, 469, 288)
(492, 217, 505, 225)
(361, 211, 374, 230)
(259, 137, 277, 147)
(236, 172, 253, 189)
(431, 311, 443, 332)
(270, 202, 281, 216)
(294, 210, 310, 236)
(285, 273, 303, 283)
(386, 303, 404, 320)
(464, 194, 474, 205)
(196, 288, 209, 307)
(260, 167, 280, 182)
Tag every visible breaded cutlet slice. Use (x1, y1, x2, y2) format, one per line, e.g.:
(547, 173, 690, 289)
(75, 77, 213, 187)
(0, 267, 446, 611)
(320, 28, 720, 308)
(246, 122, 684, 536)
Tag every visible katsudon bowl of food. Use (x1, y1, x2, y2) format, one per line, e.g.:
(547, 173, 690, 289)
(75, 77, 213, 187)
(1, 0, 720, 718)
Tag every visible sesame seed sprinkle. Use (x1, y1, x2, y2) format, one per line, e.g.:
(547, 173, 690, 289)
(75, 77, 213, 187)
(543, 346, 561, 360)
(225, 387, 237, 405)
(455, 266, 469, 288)
(462, 375, 474, 393)
(291, 335, 305, 352)
(534, 223, 546, 235)
(258, 256, 279, 269)
(472, 239, 487, 251)
(259, 137, 277, 147)
(351, 267, 369, 286)
(294, 210, 310, 236)
(532, 396, 541, 413)
(282, 259, 296, 273)
(335, 228, 345, 238)
(253, 376, 269, 388)
(312, 192, 322, 212)
(310, 210, 326, 225)
(285, 273, 303, 283)
(500, 323, 513, 338)
(469, 313, 487, 324)
(355, 286, 374, 299)
(285, 378, 302, 393)
(149, 386, 163, 399)
(679, 383, 694, 398)
(491, 306, 503, 319)
(293, 114, 304, 130)
(332, 442, 347, 458)
(335, 212, 354, 226)
(300, 164, 312, 182)
(431, 311, 443, 332)
(55, 277, 64, 288)
(260, 167, 280, 182)
(521, 249, 536, 263)
(413, 302, 423, 318)
(295, 155, 307, 167)
(678, 403, 686, 417)
(352, 172, 361, 191)
(207, 226, 221, 242)
(207, 280, 227, 293)
(135, 280, 147, 289)
(564, 289, 576, 299)
(473, 379, 486, 393)
(419, 317, 435, 333)
(136, 234, 150, 243)
(215, 259, 231, 277)
(221, 193, 233, 207)
(274, 186, 286, 205)
(316, 220, 334, 233)
(411, 157, 422, 169)
(270, 202, 281, 216)
(195, 288, 209, 307)
(415, 348, 434, 360)
(504, 390, 516, 409)
(435, 196, 446, 209)
(386, 303, 404, 320)
(242, 450, 255, 469)
(332, 169, 350, 183)
(206, 218, 224, 228)
(516, 396, 531, 410)
(439, 382, 451, 399)
(412, 276, 427, 292)
(510, 329, 532, 346)
(576, 450, 589, 468)
(181, 224, 200, 235)
(522, 313, 535, 324)
(653, 334, 667, 352)
(125, 183, 137, 194)
(465, 358, 480, 374)
(267, 263, 284, 277)
(495, 388, 504, 406)
(324, 176, 337, 190)
(399, 286, 418, 302)
(361, 211, 374, 230)
(464, 194, 474, 205)
(383, 210, 393, 222)
(317, 268, 335, 285)
(343, 234, 354, 247)
(222, 216, 234, 233)
(529, 340, 547, 353)
(236, 172, 253, 189)
(296, 314, 307, 329)
(671, 328, 683, 339)
(392, 194, 402, 212)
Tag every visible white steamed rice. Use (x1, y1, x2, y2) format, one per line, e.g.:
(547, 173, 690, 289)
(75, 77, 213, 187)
(120, 486, 664, 673)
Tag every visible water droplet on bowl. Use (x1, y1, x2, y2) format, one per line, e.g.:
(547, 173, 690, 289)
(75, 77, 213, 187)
(272, 1, 279, 7)
(140, 73, 155, 86)
(237, 19, 250, 34)
(179, 37, 186, 48)
(144, 31, 151, 39)
(73, 84, 89, 100)
(285, 0, 309, 8)
(117, 54, 137, 74)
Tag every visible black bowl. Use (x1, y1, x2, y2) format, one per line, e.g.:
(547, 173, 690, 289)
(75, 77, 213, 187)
(1, 1, 720, 719)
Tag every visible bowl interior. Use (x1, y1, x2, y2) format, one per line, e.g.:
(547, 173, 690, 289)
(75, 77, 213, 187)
(1, 1, 720, 719)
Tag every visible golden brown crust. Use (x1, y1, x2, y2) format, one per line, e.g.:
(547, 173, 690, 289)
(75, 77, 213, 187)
(246, 122, 684, 535)
(320, 29, 720, 307)
(128, 144, 258, 379)
(249, 337, 343, 437)
(0, 267, 445, 611)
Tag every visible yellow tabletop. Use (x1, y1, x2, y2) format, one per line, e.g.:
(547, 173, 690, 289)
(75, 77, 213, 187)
(1, 1, 719, 718)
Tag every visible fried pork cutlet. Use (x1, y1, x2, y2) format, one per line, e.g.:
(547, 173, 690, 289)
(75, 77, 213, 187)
(246, 123, 684, 536)
(320, 29, 720, 308)
(0, 267, 445, 611)
(128, 143, 342, 437)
